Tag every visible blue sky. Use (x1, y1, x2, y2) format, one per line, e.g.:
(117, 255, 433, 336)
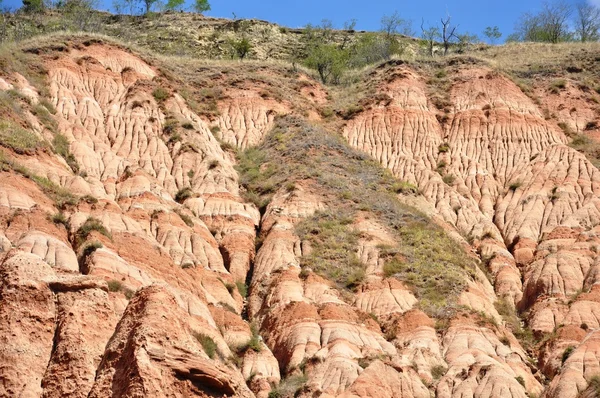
(2, 0, 595, 43)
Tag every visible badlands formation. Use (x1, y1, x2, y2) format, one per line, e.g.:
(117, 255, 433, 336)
(1, 31, 600, 398)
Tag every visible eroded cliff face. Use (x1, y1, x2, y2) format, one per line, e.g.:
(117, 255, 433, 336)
(0, 36, 599, 398)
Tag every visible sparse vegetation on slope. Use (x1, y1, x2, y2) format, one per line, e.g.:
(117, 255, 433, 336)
(236, 116, 477, 315)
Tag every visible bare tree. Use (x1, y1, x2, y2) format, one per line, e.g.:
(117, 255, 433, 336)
(514, 1, 573, 43)
(421, 19, 441, 57)
(440, 14, 458, 55)
(381, 11, 413, 38)
(574, 1, 600, 42)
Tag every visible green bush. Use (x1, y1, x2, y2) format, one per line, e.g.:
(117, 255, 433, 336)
(247, 323, 262, 352)
(152, 87, 169, 102)
(562, 346, 575, 364)
(175, 187, 193, 203)
(268, 375, 308, 398)
(75, 217, 111, 247)
(589, 375, 600, 395)
(163, 118, 178, 135)
(509, 181, 522, 191)
(107, 279, 123, 292)
(80, 194, 98, 204)
(515, 375, 525, 387)
(442, 174, 456, 185)
(431, 365, 447, 380)
(438, 143, 450, 153)
(229, 38, 252, 59)
(51, 212, 69, 227)
(80, 241, 102, 263)
(383, 257, 404, 278)
(304, 43, 348, 84)
(194, 332, 218, 359)
(550, 79, 567, 93)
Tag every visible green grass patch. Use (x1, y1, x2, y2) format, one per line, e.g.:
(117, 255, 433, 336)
(296, 210, 365, 290)
(0, 121, 47, 155)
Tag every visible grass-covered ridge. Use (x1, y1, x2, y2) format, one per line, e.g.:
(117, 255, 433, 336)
(236, 116, 478, 316)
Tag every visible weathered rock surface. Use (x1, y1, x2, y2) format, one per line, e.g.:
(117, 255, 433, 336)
(1, 36, 600, 398)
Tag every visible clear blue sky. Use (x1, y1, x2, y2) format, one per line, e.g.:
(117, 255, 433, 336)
(2, 0, 593, 42)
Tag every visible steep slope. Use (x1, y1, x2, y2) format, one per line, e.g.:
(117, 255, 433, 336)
(0, 34, 600, 398)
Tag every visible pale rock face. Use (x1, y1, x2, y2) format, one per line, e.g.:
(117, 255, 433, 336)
(17, 231, 79, 272)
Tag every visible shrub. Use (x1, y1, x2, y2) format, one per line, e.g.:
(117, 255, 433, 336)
(229, 38, 252, 59)
(51, 212, 69, 227)
(345, 266, 366, 289)
(107, 279, 123, 292)
(75, 217, 111, 247)
(152, 87, 169, 102)
(175, 187, 193, 203)
(304, 43, 348, 84)
(163, 118, 178, 135)
(391, 181, 418, 195)
(438, 143, 450, 153)
(383, 257, 404, 278)
(268, 375, 308, 398)
(550, 79, 567, 93)
(338, 104, 363, 120)
(32, 103, 58, 132)
(181, 121, 194, 130)
(80, 241, 102, 263)
(246, 323, 262, 352)
(442, 174, 455, 185)
(509, 181, 522, 191)
(515, 375, 525, 387)
(80, 194, 98, 204)
(431, 365, 447, 380)
(562, 346, 575, 364)
(235, 281, 248, 298)
(38, 98, 57, 115)
(194, 332, 217, 359)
